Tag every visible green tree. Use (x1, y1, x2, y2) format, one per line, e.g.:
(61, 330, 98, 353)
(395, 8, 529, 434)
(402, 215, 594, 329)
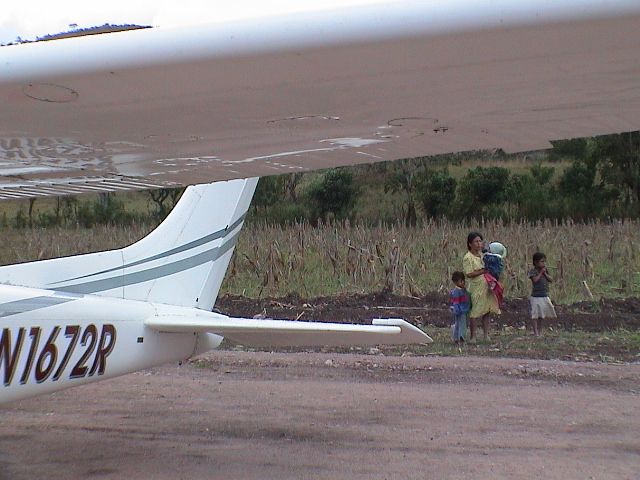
(384, 168, 418, 226)
(307, 169, 359, 222)
(454, 166, 511, 219)
(382, 158, 433, 226)
(530, 163, 555, 185)
(550, 132, 640, 218)
(253, 176, 286, 210)
(558, 160, 596, 196)
(549, 138, 588, 160)
(557, 160, 614, 219)
(414, 168, 457, 218)
(586, 131, 640, 216)
(506, 170, 557, 220)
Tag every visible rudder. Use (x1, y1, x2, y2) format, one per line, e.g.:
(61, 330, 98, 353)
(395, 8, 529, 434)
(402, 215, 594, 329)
(0, 178, 258, 310)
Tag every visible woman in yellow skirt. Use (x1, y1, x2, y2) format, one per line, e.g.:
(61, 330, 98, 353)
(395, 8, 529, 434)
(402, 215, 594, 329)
(463, 232, 501, 342)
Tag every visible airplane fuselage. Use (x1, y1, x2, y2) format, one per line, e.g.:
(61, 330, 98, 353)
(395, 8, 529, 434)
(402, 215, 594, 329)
(0, 284, 219, 404)
(0, 179, 430, 406)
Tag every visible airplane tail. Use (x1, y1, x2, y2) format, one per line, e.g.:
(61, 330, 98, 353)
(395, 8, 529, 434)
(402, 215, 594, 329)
(0, 178, 258, 310)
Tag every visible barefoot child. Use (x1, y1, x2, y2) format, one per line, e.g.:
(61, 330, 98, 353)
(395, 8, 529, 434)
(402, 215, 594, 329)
(449, 271, 470, 345)
(528, 252, 557, 336)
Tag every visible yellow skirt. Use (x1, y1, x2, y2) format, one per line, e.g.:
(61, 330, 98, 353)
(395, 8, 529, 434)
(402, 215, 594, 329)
(468, 277, 501, 318)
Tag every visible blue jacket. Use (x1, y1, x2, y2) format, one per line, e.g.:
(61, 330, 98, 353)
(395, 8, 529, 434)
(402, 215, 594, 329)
(483, 253, 503, 280)
(450, 287, 470, 316)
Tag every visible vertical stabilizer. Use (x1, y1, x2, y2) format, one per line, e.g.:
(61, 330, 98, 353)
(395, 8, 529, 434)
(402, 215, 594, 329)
(0, 179, 258, 310)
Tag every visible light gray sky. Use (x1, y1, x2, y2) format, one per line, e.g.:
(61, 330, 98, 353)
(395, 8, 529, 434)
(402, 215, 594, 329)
(0, 0, 386, 44)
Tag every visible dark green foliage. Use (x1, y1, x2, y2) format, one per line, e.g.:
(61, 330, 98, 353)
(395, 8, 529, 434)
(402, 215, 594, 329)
(381, 157, 435, 225)
(62, 195, 138, 227)
(554, 155, 602, 219)
(86, 196, 135, 226)
(253, 176, 286, 209)
(460, 166, 511, 203)
(105, 132, 640, 225)
(246, 174, 309, 224)
(13, 208, 27, 228)
(586, 132, 640, 216)
(548, 132, 640, 218)
(307, 168, 359, 222)
(529, 163, 555, 185)
(35, 211, 62, 228)
(246, 202, 308, 225)
(10, 193, 144, 229)
(549, 138, 588, 160)
(384, 166, 418, 226)
(454, 166, 511, 218)
(414, 169, 457, 218)
(558, 160, 597, 196)
(506, 172, 553, 220)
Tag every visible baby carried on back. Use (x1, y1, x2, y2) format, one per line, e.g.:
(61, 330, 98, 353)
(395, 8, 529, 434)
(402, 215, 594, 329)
(483, 242, 506, 305)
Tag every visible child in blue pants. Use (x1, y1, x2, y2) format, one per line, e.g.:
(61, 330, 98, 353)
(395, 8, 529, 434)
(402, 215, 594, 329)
(449, 271, 470, 345)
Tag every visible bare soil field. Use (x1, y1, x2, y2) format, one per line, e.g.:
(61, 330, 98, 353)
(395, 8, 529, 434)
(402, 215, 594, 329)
(217, 293, 640, 361)
(217, 292, 640, 331)
(1, 294, 638, 479)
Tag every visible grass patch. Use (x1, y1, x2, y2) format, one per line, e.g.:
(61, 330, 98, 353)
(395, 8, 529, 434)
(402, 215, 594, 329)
(220, 327, 640, 364)
(382, 326, 640, 363)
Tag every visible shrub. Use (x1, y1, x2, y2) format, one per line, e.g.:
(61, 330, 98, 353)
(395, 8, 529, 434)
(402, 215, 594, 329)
(306, 169, 359, 222)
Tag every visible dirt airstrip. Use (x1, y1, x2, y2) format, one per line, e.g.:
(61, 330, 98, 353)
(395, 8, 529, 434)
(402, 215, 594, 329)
(0, 294, 639, 479)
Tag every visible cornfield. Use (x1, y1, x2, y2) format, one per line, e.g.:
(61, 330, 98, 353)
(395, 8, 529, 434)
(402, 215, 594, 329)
(225, 219, 640, 303)
(1, 219, 638, 304)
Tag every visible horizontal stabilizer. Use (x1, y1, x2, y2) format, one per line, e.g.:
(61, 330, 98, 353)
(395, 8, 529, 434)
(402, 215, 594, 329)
(145, 311, 432, 347)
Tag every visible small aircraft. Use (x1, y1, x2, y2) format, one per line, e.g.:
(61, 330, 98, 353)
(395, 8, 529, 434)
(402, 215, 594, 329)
(1, 0, 640, 404)
(0, 178, 430, 404)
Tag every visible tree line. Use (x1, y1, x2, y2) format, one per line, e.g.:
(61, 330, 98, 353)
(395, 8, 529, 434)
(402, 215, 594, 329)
(252, 131, 640, 225)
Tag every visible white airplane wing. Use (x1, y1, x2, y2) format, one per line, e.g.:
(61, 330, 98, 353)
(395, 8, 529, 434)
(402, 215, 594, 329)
(145, 313, 432, 347)
(1, 0, 640, 198)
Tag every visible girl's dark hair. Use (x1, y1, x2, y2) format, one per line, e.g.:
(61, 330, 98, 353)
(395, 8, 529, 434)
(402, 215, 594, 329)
(451, 271, 465, 283)
(533, 252, 546, 264)
(467, 231, 483, 250)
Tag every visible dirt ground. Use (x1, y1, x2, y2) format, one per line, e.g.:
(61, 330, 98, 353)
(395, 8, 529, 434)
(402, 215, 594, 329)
(216, 292, 640, 332)
(1, 294, 639, 479)
(0, 353, 638, 479)
(217, 293, 640, 360)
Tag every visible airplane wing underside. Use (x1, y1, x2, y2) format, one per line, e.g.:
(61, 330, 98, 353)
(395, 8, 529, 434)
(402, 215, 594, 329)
(1, 0, 640, 198)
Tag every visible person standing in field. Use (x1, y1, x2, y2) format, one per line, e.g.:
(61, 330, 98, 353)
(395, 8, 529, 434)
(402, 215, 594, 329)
(528, 251, 557, 336)
(449, 271, 470, 346)
(463, 232, 501, 342)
